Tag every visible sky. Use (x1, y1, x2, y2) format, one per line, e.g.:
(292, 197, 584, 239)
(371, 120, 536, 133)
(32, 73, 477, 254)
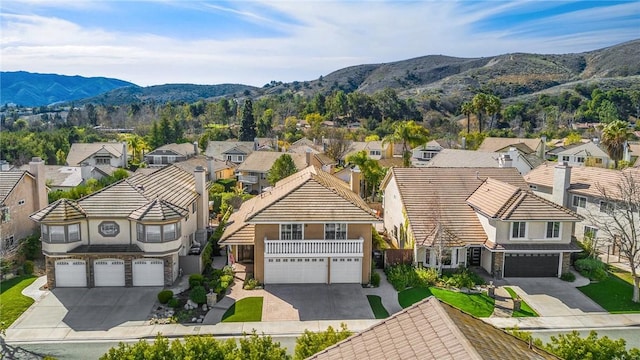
(1, 0, 639, 87)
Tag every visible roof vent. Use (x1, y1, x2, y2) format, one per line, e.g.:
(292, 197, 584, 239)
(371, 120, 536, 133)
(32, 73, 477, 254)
(136, 185, 144, 192)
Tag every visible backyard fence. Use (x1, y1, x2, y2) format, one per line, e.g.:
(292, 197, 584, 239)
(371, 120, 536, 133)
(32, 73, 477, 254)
(384, 249, 414, 267)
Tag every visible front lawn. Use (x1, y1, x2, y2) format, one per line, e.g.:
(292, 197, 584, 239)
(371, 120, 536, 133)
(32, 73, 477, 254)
(578, 273, 640, 313)
(221, 297, 263, 322)
(504, 287, 538, 318)
(366, 295, 389, 319)
(398, 287, 495, 318)
(0, 275, 37, 330)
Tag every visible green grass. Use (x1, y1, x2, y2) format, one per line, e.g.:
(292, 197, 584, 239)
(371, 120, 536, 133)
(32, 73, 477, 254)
(366, 295, 389, 319)
(0, 275, 37, 330)
(578, 273, 640, 313)
(221, 297, 263, 322)
(504, 287, 538, 318)
(398, 287, 495, 318)
(608, 265, 635, 285)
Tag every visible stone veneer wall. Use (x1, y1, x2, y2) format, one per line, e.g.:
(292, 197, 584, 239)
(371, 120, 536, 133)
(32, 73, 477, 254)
(492, 252, 504, 279)
(562, 252, 571, 275)
(46, 254, 175, 289)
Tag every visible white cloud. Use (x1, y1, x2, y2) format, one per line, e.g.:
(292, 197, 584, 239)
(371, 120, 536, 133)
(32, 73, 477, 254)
(1, 1, 637, 86)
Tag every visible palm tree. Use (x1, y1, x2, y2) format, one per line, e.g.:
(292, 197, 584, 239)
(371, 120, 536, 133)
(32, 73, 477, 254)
(601, 120, 629, 168)
(485, 95, 502, 130)
(461, 101, 473, 133)
(382, 120, 429, 167)
(472, 93, 489, 133)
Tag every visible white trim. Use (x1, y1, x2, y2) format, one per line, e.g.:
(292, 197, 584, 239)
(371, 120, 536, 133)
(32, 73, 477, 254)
(251, 220, 381, 224)
(509, 221, 527, 240)
(545, 221, 562, 240)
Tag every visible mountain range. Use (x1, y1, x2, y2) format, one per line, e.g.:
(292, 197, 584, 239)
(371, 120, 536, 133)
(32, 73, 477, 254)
(2, 39, 639, 107)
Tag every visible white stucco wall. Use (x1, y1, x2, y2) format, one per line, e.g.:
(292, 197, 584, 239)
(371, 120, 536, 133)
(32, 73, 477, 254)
(382, 176, 405, 246)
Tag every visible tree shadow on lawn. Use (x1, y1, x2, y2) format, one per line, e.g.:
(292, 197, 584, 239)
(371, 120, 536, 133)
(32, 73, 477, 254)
(398, 287, 495, 317)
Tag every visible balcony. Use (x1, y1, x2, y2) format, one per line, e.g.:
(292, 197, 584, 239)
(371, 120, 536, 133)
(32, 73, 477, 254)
(264, 237, 364, 257)
(238, 174, 258, 184)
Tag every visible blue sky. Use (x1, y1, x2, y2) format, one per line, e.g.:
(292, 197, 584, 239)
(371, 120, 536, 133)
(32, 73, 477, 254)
(1, 0, 638, 87)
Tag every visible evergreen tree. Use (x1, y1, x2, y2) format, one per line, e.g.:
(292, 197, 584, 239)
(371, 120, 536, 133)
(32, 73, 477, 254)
(267, 154, 298, 185)
(239, 99, 257, 141)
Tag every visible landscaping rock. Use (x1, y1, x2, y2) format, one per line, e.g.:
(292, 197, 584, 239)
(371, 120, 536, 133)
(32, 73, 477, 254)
(202, 304, 208, 311)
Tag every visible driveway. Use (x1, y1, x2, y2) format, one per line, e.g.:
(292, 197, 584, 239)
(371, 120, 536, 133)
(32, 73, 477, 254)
(11, 287, 161, 331)
(261, 284, 374, 321)
(505, 277, 606, 316)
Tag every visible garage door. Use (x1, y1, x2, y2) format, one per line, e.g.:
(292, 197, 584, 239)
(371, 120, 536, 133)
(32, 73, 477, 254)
(330, 257, 362, 284)
(504, 253, 559, 277)
(264, 257, 328, 284)
(132, 259, 164, 286)
(55, 260, 87, 287)
(94, 259, 125, 286)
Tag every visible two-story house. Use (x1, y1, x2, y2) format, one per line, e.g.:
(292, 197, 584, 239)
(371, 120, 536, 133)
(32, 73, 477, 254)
(205, 141, 255, 164)
(144, 142, 198, 167)
(66, 142, 128, 168)
(425, 148, 538, 175)
(30, 164, 209, 289)
(411, 140, 445, 167)
(219, 166, 380, 284)
(554, 141, 612, 168)
(236, 152, 310, 194)
(1, 158, 47, 255)
(381, 167, 581, 278)
(525, 162, 640, 250)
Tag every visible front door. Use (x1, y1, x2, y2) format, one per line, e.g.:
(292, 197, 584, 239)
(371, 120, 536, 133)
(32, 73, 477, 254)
(467, 247, 481, 266)
(238, 245, 254, 263)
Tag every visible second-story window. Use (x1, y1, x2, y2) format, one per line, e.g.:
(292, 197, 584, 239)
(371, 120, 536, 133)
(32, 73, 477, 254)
(511, 222, 526, 239)
(0, 207, 9, 223)
(546, 222, 561, 239)
(95, 156, 110, 165)
(325, 223, 347, 240)
(370, 150, 381, 157)
(572, 195, 586, 208)
(600, 201, 614, 215)
(137, 222, 181, 242)
(41, 223, 81, 243)
(281, 224, 303, 240)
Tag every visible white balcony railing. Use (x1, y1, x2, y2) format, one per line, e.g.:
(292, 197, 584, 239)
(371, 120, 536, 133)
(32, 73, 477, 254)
(238, 174, 258, 184)
(264, 237, 364, 257)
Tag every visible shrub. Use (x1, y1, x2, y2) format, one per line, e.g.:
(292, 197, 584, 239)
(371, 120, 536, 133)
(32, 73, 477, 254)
(560, 272, 576, 282)
(157, 290, 174, 304)
(189, 274, 205, 288)
(22, 260, 34, 275)
(220, 274, 234, 284)
(384, 264, 416, 291)
(294, 324, 352, 360)
(370, 271, 381, 287)
(414, 267, 438, 287)
(201, 242, 213, 271)
(222, 265, 234, 277)
(372, 227, 388, 250)
(167, 298, 179, 308)
(244, 278, 260, 290)
(442, 267, 484, 289)
(575, 258, 607, 281)
(19, 234, 41, 261)
(189, 285, 207, 304)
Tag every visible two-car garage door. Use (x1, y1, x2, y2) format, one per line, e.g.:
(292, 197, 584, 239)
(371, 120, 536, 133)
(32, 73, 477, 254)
(264, 257, 362, 284)
(54, 258, 164, 287)
(504, 253, 560, 277)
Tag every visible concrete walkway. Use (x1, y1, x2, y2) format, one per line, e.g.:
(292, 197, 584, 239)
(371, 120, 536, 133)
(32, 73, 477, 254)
(362, 269, 403, 315)
(491, 286, 514, 318)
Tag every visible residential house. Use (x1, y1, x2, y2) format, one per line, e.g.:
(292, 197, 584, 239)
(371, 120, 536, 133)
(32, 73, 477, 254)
(30, 164, 210, 289)
(18, 164, 82, 192)
(381, 167, 581, 278)
(66, 142, 128, 168)
(342, 141, 393, 163)
(524, 163, 640, 248)
(477, 137, 544, 155)
(411, 140, 445, 167)
(236, 152, 310, 194)
(144, 142, 198, 167)
(555, 141, 611, 168)
(426, 148, 538, 175)
(309, 296, 559, 360)
(288, 144, 337, 173)
(219, 166, 380, 284)
(205, 141, 255, 164)
(1, 158, 47, 255)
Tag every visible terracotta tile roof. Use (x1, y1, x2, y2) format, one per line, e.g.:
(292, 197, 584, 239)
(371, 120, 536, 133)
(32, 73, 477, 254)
(525, 163, 640, 201)
(237, 152, 308, 173)
(129, 198, 188, 221)
(221, 166, 379, 243)
(385, 167, 527, 246)
(31, 164, 199, 222)
(204, 141, 255, 159)
(467, 178, 581, 221)
(218, 224, 255, 245)
(555, 141, 609, 158)
(427, 149, 501, 168)
(478, 137, 541, 154)
(17, 165, 82, 188)
(309, 297, 559, 360)
(377, 157, 404, 168)
(30, 198, 87, 222)
(0, 171, 29, 204)
(66, 142, 124, 166)
(152, 143, 196, 157)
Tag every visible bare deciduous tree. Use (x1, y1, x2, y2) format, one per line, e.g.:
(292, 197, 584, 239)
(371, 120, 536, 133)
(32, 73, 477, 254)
(324, 128, 351, 163)
(588, 170, 640, 302)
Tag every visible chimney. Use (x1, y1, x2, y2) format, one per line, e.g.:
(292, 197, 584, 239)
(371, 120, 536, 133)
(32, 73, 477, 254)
(0, 160, 10, 171)
(305, 148, 312, 167)
(461, 137, 466, 150)
(122, 141, 128, 167)
(254, 137, 259, 151)
(206, 157, 216, 182)
(194, 166, 209, 230)
(498, 154, 512, 168)
(29, 157, 47, 210)
(193, 141, 199, 156)
(552, 161, 571, 207)
(623, 141, 631, 162)
(350, 166, 362, 197)
(80, 162, 92, 183)
(538, 136, 547, 159)
(275, 135, 279, 152)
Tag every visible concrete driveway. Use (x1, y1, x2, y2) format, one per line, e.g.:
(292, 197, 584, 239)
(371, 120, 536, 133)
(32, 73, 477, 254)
(505, 277, 606, 316)
(262, 284, 374, 321)
(11, 287, 161, 331)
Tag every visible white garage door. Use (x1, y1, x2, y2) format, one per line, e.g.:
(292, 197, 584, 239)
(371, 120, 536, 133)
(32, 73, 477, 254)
(330, 257, 362, 284)
(55, 260, 87, 287)
(264, 257, 327, 284)
(94, 259, 125, 287)
(132, 259, 165, 286)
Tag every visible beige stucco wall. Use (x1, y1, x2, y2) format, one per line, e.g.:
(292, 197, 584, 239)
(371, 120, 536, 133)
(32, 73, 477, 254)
(494, 220, 573, 245)
(1, 175, 40, 250)
(87, 218, 132, 245)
